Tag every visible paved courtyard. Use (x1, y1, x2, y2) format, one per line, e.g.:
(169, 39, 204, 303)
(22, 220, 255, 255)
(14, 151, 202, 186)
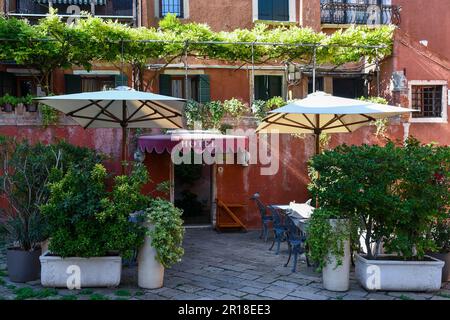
(0, 228, 449, 300)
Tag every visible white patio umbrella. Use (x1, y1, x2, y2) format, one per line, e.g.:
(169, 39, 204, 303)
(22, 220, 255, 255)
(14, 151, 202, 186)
(256, 91, 416, 155)
(35, 86, 185, 173)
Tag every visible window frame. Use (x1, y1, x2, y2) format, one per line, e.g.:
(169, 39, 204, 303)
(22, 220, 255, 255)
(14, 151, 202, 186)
(253, 72, 286, 101)
(408, 80, 448, 123)
(253, 0, 296, 23)
(158, 0, 186, 19)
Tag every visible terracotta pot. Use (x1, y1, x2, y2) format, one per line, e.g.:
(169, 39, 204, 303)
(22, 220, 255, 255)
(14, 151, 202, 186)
(6, 247, 42, 283)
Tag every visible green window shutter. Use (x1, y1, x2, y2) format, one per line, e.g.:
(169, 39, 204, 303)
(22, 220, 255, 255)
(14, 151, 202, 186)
(114, 74, 128, 87)
(258, 0, 273, 20)
(198, 74, 210, 103)
(273, 0, 289, 21)
(64, 74, 82, 94)
(159, 74, 172, 96)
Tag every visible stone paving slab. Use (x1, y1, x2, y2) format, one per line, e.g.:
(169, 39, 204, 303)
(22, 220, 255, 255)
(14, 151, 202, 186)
(0, 230, 449, 300)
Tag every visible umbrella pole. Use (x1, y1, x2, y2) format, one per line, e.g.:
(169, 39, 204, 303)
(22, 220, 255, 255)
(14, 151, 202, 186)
(121, 125, 127, 175)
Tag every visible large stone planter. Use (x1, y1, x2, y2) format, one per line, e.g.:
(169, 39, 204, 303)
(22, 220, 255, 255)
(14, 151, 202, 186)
(428, 252, 450, 282)
(322, 219, 351, 292)
(137, 223, 165, 289)
(40, 252, 122, 288)
(355, 254, 444, 292)
(6, 247, 41, 283)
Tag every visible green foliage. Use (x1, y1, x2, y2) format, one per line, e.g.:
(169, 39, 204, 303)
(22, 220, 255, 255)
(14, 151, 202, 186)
(41, 163, 149, 258)
(145, 198, 185, 268)
(13, 287, 58, 300)
(60, 294, 78, 300)
(223, 98, 248, 119)
(251, 96, 286, 121)
(205, 101, 226, 129)
(0, 137, 101, 250)
(0, 14, 393, 92)
(20, 94, 35, 105)
(308, 138, 450, 260)
(78, 288, 93, 295)
(430, 218, 450, 253)
(40, 104, 59, 127)
(89, 293, 109, 300)
(115, 290, 131, 297)
(174, 163, 203, 185)
(306, 208, 351, 271)
(0, 94, 19, 106)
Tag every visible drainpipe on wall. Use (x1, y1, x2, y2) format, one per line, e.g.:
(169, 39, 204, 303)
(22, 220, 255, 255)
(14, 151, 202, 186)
(402, 121, 410, 144)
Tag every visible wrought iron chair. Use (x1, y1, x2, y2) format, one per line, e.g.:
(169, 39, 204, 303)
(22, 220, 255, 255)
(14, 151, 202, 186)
(267, 206, 288, 255)
(250, 192, 273, 242)
(284, 217, 308, 272)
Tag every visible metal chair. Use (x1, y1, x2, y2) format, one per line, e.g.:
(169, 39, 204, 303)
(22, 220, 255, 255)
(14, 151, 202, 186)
(284, 217, 307, 272)
(267, 206, 288, 255)
(250, 192, 273, 242)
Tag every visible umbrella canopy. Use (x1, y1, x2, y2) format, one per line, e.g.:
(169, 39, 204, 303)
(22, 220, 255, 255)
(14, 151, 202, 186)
(256, 91, 416, 154)
(35, 86, 186, 173)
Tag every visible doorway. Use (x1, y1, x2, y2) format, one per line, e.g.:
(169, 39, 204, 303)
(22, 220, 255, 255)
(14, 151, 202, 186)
(174, 162, 214, 226)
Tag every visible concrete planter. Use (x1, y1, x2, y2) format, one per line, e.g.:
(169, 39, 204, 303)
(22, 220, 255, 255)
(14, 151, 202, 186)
(322, 219, 351, 292)
(6, 247, 41, 283)
(137, 223, 165, 289)
(40, 252, 122, 288)
(428, 252, 450, 282)
(355, 254, 444, 292)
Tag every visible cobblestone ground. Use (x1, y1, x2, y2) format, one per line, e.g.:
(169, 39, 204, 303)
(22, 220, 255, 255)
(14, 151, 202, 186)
(0, 229, 449, 300)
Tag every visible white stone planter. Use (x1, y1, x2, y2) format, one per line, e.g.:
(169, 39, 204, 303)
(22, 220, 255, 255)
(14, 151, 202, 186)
(355, 254, 444, 292)
(138, 224, 165, 289)
(322, 219, 351, 292)
(40, 252, 122, 288)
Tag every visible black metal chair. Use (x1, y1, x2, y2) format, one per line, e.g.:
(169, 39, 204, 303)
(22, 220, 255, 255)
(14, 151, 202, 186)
(267, 206, 288, 255)
(284, 217, 308, 272)
(250, 192, 273, 242)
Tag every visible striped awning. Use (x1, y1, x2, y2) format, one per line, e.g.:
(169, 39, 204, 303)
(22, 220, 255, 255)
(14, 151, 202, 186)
(35, 0, 106, 5)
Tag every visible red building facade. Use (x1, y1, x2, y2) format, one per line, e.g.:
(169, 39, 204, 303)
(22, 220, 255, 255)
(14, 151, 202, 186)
(1, 0, 449, 229)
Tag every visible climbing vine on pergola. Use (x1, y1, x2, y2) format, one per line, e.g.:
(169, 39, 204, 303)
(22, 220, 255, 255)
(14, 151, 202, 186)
(0, 11, 394, 92)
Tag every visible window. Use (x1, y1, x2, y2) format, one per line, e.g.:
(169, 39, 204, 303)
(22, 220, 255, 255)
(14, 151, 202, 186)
(254, 75, 283, 100)
(64, 74, 124, 94)
(411, 85, 443, 118)
(160, 74, 209, 103)
(160, 0, 184, 18)
(308, 77, 324, 94)
(258, 0, 290, 21)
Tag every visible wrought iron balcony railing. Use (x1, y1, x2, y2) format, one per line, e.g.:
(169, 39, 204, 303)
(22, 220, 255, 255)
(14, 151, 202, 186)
(5, 0, 136, 26)
(321, 2, 401, 26)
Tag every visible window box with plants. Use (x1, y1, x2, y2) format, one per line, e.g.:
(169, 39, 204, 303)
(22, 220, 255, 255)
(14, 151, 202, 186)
(39, 163, 149, 288)
(308, 138, 449, 292)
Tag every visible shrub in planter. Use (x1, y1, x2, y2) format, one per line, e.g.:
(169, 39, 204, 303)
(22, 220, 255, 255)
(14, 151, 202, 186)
(0, 137, 101, 282)
(138, 198, 184, 289)
(39, 163, 149, 287)
(306, 208, 352, 291)
(308, 137, 450, 291)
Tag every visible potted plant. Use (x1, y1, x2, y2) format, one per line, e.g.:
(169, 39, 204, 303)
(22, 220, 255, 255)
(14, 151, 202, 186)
(1, 94, 18, 112)
(306, 208, 351, 292)
(428, 217, 450, 282)
(0, 138, 100, 283)
(39, 163, 148, 288)
(22, 94, 37, 112)
(309, 138, 449, 292)
(137, 198, 184, 289)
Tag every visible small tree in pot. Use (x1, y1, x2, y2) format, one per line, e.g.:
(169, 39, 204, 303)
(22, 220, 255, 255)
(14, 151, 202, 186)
(0, 137, 101, 282)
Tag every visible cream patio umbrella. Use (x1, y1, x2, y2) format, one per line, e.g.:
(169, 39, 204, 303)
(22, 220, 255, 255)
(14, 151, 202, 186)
(256, 91, 416, 155)
(35, 86, 186, 173)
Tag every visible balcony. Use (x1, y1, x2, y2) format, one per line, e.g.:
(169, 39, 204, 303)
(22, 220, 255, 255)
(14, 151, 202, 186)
(5, 0, 137, 26)
(321, 2, 401, 26)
